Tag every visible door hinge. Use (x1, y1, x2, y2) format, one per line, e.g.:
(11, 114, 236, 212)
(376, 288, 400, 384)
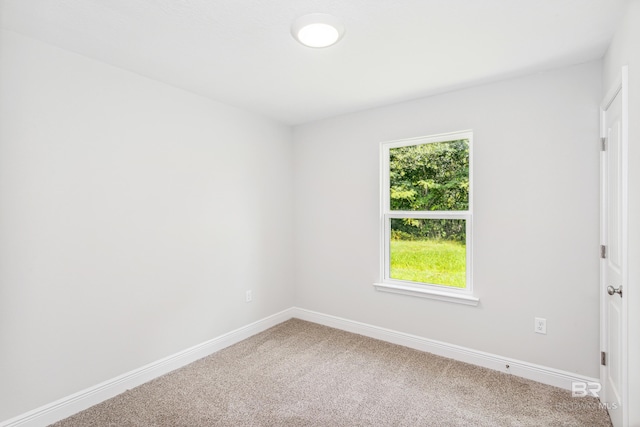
(600, 245, 607, 259)
(601, 351, 607, 366)
(601, 137, 607, 151)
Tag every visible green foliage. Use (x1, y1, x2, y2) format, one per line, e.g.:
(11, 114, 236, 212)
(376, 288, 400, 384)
(390, 239, 466, 288)
(389, 139, 469, 241)
(391, 218, 466, 242)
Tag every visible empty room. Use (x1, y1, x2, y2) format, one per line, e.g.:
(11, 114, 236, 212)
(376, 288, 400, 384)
(1, 0, 638, 426)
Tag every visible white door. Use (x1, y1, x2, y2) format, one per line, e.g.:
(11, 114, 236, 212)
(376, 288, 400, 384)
(600, 70, 628, 427)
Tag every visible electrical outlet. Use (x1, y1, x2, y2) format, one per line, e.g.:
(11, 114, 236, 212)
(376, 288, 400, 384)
(534, 317, 547, 334)
(245, 290, 252, 303)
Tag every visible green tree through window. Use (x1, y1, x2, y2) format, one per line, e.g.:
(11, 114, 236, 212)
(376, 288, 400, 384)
(389, 140, 469, 243)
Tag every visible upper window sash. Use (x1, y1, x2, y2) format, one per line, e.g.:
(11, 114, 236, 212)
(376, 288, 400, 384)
(381, 130, 473, 214)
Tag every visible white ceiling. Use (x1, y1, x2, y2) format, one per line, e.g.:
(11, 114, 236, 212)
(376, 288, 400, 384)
(0, 0, 628, 125)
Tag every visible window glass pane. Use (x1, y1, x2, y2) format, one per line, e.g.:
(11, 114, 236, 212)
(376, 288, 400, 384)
(389, 140, 469, 211)
(390, 218, 466, 288)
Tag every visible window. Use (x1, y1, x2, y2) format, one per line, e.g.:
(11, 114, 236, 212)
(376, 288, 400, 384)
(375, 131, 478, 306)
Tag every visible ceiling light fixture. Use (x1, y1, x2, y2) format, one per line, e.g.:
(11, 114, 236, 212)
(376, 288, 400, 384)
(291, 13, 345, 48)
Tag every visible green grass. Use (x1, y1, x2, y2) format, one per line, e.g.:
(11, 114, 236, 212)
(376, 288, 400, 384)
(390, 239, 466, 288)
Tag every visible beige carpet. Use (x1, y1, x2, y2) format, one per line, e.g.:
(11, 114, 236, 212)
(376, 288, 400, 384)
(51, 319, 611, 426)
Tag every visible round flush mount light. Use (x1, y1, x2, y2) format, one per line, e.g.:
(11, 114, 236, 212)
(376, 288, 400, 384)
(291, 13, 345, 48)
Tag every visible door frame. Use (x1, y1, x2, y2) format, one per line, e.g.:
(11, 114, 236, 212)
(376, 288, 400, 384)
(599, 65, 629, 426)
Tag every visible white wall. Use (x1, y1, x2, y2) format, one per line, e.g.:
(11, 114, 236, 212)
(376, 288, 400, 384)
(0, 29, 294, 421)
(603, 1, 640, 425)
(293, 61, 602, 377)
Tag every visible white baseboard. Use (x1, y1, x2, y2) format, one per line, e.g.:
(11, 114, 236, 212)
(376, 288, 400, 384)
(291, 307, 598, 391)
(0, 308, 295, 427)
(3, 306, 599, 427)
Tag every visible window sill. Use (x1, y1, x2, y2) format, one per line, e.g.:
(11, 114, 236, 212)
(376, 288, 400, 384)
(373, 282, 480, 306)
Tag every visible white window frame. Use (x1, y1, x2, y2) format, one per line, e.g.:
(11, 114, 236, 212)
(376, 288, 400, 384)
(373, 130, 479, 306)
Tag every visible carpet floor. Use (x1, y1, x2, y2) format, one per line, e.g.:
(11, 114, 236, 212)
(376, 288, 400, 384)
(51, 319, 611, 426)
